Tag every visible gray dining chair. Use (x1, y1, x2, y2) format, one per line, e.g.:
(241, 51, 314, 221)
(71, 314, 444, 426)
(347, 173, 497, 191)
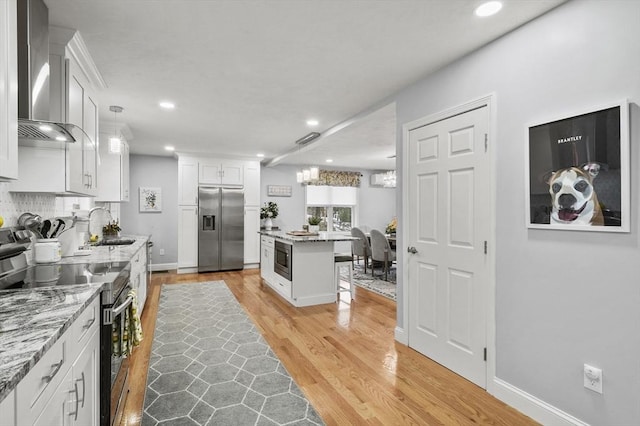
(350, 227, 371, 273)
(370, 229, 396, 281)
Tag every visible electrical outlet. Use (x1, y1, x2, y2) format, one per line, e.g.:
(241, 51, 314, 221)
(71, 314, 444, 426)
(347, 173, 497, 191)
(159, 248, 165, 256)
(584, 364, 603, 394)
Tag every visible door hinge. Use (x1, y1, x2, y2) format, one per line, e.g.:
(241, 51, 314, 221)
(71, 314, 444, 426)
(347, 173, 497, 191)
(484, 240, 487, 254)
(484, 347, 487, 361)
(484, 133, 488, 152)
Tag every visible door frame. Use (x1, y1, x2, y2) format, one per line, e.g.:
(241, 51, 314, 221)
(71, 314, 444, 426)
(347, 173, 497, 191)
(400, 93, 497, 392)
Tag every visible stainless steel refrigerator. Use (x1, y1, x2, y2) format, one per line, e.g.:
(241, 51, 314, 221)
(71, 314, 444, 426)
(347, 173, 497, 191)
(198, 187, 244, 272)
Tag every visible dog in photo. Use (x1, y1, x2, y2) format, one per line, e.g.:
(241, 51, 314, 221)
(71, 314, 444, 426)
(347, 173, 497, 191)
(546, 163, 604, 226)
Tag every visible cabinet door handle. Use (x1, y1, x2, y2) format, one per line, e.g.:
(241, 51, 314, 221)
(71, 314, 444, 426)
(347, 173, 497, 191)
(77, 372, 86, 408)
(82, 317, 96, 330)
(42, 360, 63, 383)
(69, 381, 79, 420)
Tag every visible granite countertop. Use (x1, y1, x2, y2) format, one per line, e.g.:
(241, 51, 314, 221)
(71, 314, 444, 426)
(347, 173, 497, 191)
(59, 234, 150, 264)
(0, 284, 103, 402)
(259, 230, 358, 243)
(0, 235, 150, 403)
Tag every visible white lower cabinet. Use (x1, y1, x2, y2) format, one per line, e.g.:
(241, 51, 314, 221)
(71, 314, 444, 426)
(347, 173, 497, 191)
(70, 330, 99, 426)
(131, 245, 148, 313)
(178, 206, 198, 269)
(33, 368, 73, 426)
(0, 389, 15, 426)
(260, 236, 275, 284)
(15, 298, 100, 426)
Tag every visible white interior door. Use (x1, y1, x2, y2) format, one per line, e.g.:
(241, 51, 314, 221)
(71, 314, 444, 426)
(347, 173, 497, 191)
(407, 105, 490, 388)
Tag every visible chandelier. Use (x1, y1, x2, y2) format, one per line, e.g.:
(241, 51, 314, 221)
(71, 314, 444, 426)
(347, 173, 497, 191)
(296, 166, 319, 183)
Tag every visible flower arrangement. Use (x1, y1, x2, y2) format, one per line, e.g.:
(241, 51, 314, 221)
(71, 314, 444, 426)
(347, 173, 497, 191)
(385, 217, 397, 235)
(102, 220, 121, 236)
(260, 202, 279, 220)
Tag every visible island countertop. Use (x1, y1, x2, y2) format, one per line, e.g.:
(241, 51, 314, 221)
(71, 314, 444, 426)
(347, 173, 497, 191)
(259, 230, 358, 243)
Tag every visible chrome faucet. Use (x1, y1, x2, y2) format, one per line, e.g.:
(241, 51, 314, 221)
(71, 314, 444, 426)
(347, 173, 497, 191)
(88, 206, 113, 238)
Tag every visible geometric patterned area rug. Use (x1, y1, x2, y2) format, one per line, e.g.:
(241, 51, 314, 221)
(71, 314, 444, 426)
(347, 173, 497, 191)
(142, 281, 324, 426)
(341, 261, 397, 301)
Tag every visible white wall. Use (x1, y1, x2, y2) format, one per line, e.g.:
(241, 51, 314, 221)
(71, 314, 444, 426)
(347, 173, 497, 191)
(260, 165, 396, 232)
(120, 154, 178, 268)
(391, 1, 640, 424)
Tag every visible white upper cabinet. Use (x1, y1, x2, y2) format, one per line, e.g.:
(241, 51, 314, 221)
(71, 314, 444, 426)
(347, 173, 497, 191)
(96, 129, 130, 202)
(61, 50, 98, 195)
(10, 27, 102, 195)
(0, 0, 18, 181)
(199, 159, 243, 186)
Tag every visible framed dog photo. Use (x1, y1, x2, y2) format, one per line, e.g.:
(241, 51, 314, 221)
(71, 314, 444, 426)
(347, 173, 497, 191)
(525, 100, 629, 232)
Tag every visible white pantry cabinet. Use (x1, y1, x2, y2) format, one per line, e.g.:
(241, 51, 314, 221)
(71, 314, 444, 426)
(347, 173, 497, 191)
(15, 298, 100, 426)
(178, 157, 198, 205)
(0, 0, 17, 181)
(178, 205, 198, 269)
(244, 205, 261, 265)
(199, 159, 243, 186)
(96, 132, 130, 202)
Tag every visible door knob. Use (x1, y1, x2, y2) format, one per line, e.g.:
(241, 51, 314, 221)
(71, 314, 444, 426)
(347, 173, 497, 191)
(407, 246, 418, 254)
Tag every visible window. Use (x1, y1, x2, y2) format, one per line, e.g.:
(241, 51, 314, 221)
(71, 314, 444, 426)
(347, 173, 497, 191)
(306, 186, 357, 232)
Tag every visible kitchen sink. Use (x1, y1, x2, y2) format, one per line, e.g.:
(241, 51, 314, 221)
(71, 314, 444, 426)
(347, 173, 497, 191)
(96, 238, 136, 246)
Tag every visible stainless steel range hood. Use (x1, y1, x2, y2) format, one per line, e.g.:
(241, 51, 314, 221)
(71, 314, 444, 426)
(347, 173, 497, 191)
(17, 0, 80, 145)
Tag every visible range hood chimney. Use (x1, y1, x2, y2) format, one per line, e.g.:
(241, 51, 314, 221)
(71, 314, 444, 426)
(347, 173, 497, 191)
(17, 0, 80, 144)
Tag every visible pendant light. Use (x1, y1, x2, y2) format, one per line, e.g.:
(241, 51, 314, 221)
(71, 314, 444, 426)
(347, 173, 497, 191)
(109, 105, 123, 154)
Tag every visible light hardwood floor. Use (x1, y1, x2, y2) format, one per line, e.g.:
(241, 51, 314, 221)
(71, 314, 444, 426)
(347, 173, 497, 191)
(121, 269, 537, 426)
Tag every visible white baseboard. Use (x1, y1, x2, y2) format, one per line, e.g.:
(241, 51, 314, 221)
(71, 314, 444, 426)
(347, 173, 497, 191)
(150, 262, 177, 272)
(177, 267, 198, 274)
(244, 263, 259, 270)
(394, 326, 408, 344)
(492, 378, 589, 426)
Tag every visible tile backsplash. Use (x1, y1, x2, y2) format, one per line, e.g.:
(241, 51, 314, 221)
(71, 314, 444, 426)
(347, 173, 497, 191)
(0, 183, 57, 226)
(0, 183, 111, 229)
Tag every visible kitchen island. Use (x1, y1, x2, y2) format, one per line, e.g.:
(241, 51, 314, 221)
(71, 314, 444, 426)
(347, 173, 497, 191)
(259, 230, 357, 307)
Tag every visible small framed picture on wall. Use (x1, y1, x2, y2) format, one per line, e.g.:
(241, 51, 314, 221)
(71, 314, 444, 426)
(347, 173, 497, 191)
(140, 187, 162, 212)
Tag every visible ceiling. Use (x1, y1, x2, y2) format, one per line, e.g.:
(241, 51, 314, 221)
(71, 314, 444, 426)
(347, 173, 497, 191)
(44, 0, 566, 169)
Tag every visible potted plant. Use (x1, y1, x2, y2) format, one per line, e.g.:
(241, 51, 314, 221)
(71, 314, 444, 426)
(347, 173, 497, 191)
(260, 202, 278, 230)
(308, 216, 321, 233)
(102, 220, 121, 240)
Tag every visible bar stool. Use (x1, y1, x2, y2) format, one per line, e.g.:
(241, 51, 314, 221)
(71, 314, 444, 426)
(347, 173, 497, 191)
(334, 253, 354, 300)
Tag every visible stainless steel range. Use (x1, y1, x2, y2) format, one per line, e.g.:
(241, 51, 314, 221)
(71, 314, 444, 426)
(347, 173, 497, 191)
(0, 228, 133, 426)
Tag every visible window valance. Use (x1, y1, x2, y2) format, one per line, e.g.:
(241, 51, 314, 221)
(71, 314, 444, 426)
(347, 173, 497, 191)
(307, 170, 361, 187)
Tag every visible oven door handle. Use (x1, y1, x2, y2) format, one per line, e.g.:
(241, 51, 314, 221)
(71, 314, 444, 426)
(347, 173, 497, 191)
(112, 295, 134, 317)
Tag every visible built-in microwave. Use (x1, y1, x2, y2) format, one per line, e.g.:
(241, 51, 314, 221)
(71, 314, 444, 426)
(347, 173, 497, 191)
(274, 240, 292, 281)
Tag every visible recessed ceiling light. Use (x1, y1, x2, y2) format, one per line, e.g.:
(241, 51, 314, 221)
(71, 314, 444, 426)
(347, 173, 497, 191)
(159, 101, 175, 109)
(306, 119, 319, 127)
(326, 159, 333, 163)
(475, 1, 502, 17)
(257, 153, 265, 158)
(165, 145, 175, 151)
